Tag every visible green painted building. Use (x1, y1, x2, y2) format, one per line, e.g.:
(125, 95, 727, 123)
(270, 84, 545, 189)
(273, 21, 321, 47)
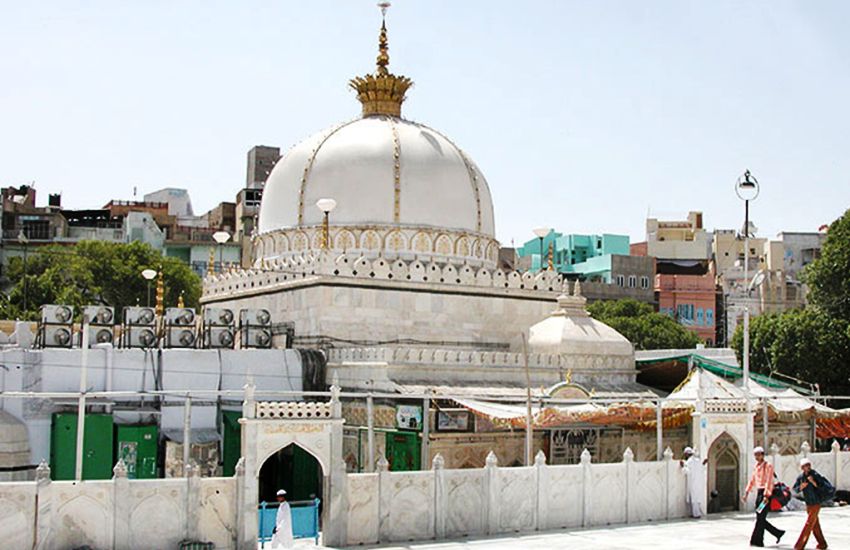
(517, 231, 631, 282)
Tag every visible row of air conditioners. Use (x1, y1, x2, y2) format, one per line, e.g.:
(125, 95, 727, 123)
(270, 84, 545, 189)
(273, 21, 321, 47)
(37, 305, 274, 349)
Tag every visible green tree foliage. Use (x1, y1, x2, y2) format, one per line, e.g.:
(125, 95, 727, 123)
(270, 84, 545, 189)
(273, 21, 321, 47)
(587, 298, 703, 350)
(732, 309, 850, 393)
(803, 208, 850, 322)
(2, 241, 201, 320)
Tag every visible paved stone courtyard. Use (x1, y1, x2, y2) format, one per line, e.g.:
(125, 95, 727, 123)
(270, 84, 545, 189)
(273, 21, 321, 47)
(338, 506, 850, 549)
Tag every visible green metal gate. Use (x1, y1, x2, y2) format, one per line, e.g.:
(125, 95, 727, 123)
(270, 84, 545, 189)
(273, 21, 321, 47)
(50, 413, 114, 480)
(115, 424, 158, 479)
(385, 430, 421, 471)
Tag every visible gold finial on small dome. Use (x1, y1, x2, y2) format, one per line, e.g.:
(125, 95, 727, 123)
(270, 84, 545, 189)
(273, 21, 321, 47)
(349, 2, 413, 118)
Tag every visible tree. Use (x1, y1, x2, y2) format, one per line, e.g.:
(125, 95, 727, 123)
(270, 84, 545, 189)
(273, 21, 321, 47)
(587, 298, 703, 350)
(731, 309, 850, 394)
(803, 208, 850, 322)
(2, 241, 202, 320)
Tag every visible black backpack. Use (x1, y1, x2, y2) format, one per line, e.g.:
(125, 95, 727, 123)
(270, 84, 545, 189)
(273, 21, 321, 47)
(816, 473, 836, 503)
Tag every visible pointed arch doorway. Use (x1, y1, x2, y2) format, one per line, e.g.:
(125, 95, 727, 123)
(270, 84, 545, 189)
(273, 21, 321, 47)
(258, 443, 323, 504)
(708, 433, 741, 513)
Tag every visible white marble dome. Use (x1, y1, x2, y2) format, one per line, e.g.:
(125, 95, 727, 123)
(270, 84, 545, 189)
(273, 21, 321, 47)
(257, 115, 497, 265)
(528, 288, 634, 360)
(259, 116, 494, 236)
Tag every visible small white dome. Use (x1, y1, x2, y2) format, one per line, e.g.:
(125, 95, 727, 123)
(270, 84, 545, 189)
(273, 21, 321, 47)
(258, 115, 495, 238)
(528, 292, 634, 358)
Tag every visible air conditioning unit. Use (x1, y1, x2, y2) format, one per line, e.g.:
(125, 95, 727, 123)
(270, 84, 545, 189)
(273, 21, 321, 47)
(39, 305, 74, 348)
(207, 327, 235, 349)
(88, 326, 114, 346)
(165, 307, 196, 326)
(44, 326, 73, 348)
(240, 308, 271, 327)
(166, 327, 196, 348)
(124, 306, 156, 326)
(203, 307, 234, 327)
(239, 309, 272, 349)
(83, 306, 114, 325)
(240, 326, 272, 349)
(41, 305, 74, 324)
(126, 327, 157, 348)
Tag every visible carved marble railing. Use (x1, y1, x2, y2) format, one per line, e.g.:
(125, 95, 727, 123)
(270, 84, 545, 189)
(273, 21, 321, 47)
(201, 250, 628, 299)
(704, 400, 748, 414)
(327, 346, 634, 373)
(255, 401, 332, 419)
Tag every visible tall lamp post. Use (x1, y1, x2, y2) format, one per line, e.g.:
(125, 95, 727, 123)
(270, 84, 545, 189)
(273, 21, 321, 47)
(18, 231, 29, 316)
(532, 227, 550, 272)
(212, 231, 231, 272)
(141, 269, 157, 308)
(316, 198, 337, 250)
(735, 170, 759, 389)
(736, 170, 759, 484)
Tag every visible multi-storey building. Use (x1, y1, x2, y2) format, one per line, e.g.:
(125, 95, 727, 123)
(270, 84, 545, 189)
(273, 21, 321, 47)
(633, 211, 718, 345)
(516, 232, 655, 304)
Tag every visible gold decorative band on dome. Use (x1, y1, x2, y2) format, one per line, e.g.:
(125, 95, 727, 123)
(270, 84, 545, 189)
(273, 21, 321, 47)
(349, 4, 413, 118)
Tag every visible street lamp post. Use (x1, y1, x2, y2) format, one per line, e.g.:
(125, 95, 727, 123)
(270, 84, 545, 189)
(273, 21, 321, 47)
(735, 169, 759, 484)
(316, 198, 337, 250)
(735, 170, 760, 389)
(141, 269, 158, 308)
(532, 227, 550, 272)
(212, 231, 231, 272)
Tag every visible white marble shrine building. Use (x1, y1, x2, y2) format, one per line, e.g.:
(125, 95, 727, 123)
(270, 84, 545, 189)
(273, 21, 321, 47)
(200, 10, 835, 492)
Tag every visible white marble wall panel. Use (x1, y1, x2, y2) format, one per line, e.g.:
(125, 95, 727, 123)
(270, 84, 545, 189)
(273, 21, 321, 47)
(385, 471, 435, 542)
(496, 466, 536, 532)
(0, 483, 35, 549)
(128, 479, 187, 549)
(0, 470, 240, 550)
(540, 464, 583, 529)
(198, 478, 238, 549)
(666, 460, 688, 519)
(443, 469, 486, 537)
(774, 453, 799, 486)
(51, 480, 114, 550)
(346, 474, 379, 544)
(630, 461, 666, 523)
(588, 464, 627, 526)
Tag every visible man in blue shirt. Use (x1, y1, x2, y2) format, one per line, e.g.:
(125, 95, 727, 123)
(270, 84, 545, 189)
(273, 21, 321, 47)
(792, 458, 829, 550)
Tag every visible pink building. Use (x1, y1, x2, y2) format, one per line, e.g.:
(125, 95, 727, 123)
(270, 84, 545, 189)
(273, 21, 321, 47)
(655, 269, 717, 344)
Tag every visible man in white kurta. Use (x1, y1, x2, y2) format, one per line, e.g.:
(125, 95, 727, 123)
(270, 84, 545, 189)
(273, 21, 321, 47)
(271, 489, 294, 549)
(680, 447, 707, 518)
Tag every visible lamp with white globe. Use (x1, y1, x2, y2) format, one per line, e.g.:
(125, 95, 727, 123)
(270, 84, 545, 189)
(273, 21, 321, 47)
(316, 198, 337, 250)
(141, 268, 158, 308)
(212, 231, 231, 272)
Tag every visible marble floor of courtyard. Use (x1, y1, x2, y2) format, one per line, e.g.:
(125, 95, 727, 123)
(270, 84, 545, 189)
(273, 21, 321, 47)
(332, 506, 850, 549)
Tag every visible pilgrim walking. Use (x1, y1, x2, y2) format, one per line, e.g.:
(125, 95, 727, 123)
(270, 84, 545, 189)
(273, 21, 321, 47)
(271, 488, 294, 549)
(742, 446, 785, 547)
(792, 457, 831, 550)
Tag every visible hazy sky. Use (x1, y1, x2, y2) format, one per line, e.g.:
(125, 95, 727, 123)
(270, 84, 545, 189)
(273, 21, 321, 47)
(2, 1, 849, 245)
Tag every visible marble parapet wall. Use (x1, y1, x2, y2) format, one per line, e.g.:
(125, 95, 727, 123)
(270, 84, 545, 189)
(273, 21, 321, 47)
(201, 250, 652, 304)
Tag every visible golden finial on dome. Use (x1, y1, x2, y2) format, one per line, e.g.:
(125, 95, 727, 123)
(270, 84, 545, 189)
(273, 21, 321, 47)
(349, 2, 413, 118)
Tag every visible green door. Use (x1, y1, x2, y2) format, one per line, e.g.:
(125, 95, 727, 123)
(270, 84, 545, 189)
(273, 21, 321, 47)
(115, 425, 158, 479)
(221, 410, 242, 477)
(385, 431, 421, 471)
(290, 445, 320, 500)
(50, 413, 114, 480)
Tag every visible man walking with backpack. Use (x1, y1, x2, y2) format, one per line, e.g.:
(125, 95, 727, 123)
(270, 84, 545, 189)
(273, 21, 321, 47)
(793, 457, 833, 550)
